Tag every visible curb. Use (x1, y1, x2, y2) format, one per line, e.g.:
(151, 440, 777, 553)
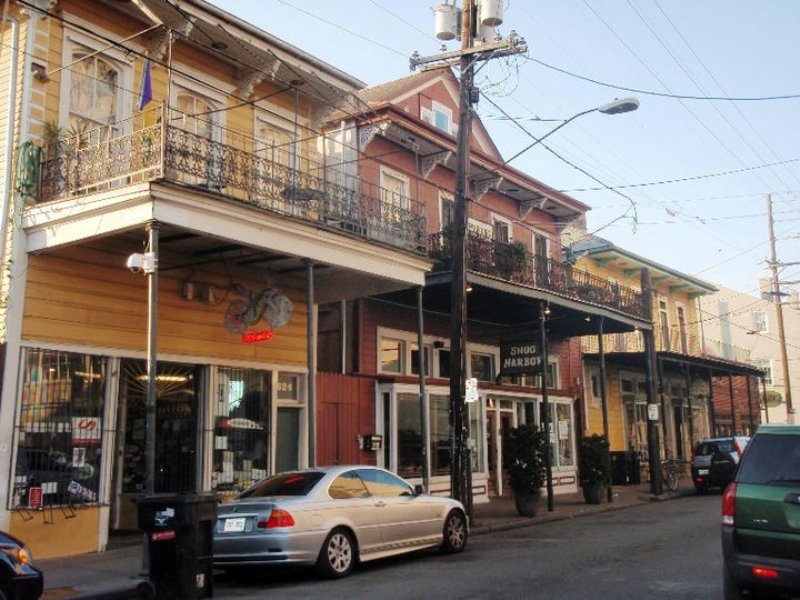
(471, 488, 694, 536)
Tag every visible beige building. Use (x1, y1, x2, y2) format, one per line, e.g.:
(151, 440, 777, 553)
(699, 282, 800, 424)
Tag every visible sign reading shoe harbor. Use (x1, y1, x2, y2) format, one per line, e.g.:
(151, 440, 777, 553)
(500, 339, 542, 376)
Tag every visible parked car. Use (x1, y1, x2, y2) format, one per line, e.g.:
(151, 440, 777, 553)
(692, 436, 749, 494)
(722, 424, 800, 599)
(0, 530, 43, 600)
(213, 466, 468, 579)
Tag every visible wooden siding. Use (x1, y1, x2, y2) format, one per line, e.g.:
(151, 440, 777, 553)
(316, 373, 376, 466)
(584, 362, 626, 451)
(22, 242, 308, 366)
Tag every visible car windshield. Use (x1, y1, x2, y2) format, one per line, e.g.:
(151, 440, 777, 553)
(238, 471, 325, 498)
(737, 433, 800, 486)
(716, 440, 735, 453)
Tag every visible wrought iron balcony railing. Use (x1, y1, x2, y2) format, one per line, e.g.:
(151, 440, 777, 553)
(428, 230, 647, 320)
(36, 109, 427, 254)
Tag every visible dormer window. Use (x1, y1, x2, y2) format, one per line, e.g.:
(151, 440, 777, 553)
(422, 101, 455, 135)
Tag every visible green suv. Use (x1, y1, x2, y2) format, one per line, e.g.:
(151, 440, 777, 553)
(722, 424, 800, 598)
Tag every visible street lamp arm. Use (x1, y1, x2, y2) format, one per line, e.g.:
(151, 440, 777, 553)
(502, 107, 598, 166)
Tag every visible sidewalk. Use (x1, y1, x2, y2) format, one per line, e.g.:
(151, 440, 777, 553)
(38, 484, 687, 599)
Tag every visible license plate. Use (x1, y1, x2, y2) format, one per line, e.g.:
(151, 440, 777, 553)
(223, 517, 246, 533)
(698, 469, 709, 476)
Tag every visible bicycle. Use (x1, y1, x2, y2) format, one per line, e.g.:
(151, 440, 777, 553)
(660, 458, 686, 492)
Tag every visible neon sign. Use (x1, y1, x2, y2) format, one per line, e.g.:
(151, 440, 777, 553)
(242, 329, 274, 344)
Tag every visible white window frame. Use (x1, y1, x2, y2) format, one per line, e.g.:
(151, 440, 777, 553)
(531, 228, 551, 258)
(752, 310, 768, 333)
(377, 327, 443, 376)
(439, 191, 454, 232)
(492, 213, 513, 243)
(60, 27, 133, 136)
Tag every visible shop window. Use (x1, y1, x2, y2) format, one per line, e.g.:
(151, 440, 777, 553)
(118, 360, 198, 494)
(380, 338, 405, 374)
(12, 349, 106, 509)
(213, 368, 270, 495)
(397, 393, 423, 478)
(556, 404, 573, 467)
(429, 395, 451, 477)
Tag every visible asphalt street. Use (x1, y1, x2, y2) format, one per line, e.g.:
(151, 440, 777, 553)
(212, 493, 724, 599)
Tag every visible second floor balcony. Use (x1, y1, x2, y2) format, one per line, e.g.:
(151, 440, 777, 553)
(428, 230, 647, 320)
(35, 108, 427, 255)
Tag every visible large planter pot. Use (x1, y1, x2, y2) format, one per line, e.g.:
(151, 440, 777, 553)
(582, 483, 607, 505)
(513, 492, 541, 517)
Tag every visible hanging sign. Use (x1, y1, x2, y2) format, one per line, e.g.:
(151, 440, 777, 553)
(499, 340, 541, 376)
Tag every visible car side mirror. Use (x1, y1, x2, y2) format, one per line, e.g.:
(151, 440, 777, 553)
(413, 484, 424, 497)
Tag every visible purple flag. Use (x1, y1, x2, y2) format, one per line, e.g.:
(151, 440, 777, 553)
(138, 60, 153, 111)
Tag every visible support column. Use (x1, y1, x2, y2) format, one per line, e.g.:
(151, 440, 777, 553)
(684, 363, 694, 456)
(746, 375, 755, 434)
(641, 268, 662, 495)
(761, 376, 770, 424)
(539, 304, 554, 512)
(306, 260, 316, 467)
(416, 286, 430, 493)
(597, 317, 612, 502)
(728, 371, 737, 436)
(707, 368, 717, 435)
(145, 222, 159, 495)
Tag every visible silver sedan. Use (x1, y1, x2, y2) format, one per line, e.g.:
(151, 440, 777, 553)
(213, 465, 468, 578)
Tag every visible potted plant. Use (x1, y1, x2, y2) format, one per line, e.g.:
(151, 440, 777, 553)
(505, 423, 548, 517)
(579, 434, 611, 504)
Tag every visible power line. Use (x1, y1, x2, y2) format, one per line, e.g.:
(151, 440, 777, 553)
(525, 55, 800, 102)
(560, 156, 800, 193)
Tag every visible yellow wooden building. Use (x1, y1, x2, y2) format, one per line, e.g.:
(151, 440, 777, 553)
(0, 0, 430, 558)
(569, 236, 763, 482)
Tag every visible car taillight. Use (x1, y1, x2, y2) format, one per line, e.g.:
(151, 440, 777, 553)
(722, 482, 736, 526)
(752, 566, 779, 579)
(257, 508, 295, 529)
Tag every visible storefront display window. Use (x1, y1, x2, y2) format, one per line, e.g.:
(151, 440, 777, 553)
(545, 402, 574, 468)
(397, 392, 484, 478)
(12, 349, 106, 509)
(213, 368, 270, 494)
(118, 360, 198, 494)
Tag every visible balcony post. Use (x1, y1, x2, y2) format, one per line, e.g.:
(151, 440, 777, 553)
(761, 376, 770, 424)
(306, 259, 316, 467)
(597, 316, 612, 503)
(745, 375, 755, 433)
(707, 368, 717, 435)
(641, 268, 662, 495)
(728, 371, 737, 435)
(539, 303, 554, 512)
(684, 362, 694, 456)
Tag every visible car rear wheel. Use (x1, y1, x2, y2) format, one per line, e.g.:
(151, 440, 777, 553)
(440, 510, 468, 554)
(315, 528, 356, 579)
(722, 565, 744, 600)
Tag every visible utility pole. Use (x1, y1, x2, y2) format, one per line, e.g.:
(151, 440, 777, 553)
(412, 2, 526, 511)
(767, 193, 795, 424)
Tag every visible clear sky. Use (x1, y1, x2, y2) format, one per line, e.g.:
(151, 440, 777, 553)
(214, 1, 800, 296)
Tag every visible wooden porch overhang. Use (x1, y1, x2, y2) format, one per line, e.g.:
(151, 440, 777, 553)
(380, 270, 652, 339)
(22, 181, 431, 303)
(583, 350, 765, 379)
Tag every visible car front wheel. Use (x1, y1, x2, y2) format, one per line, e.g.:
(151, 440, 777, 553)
(440, 510, 468, 554)
(316, 528, 356, 579)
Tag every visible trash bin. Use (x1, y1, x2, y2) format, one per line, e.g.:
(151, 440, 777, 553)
(610, 451, 642, 485)
(136, 493, 217, 599)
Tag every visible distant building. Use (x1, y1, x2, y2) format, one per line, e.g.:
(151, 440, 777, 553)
(699, 281, 800, 424)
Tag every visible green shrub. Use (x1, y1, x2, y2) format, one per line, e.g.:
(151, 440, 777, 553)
(579, 434, 611, 487)
(505, 424, 548, 497)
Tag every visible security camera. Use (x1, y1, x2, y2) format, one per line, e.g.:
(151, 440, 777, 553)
(126, 252, 157, 274)
(126, 253, 144, 273)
